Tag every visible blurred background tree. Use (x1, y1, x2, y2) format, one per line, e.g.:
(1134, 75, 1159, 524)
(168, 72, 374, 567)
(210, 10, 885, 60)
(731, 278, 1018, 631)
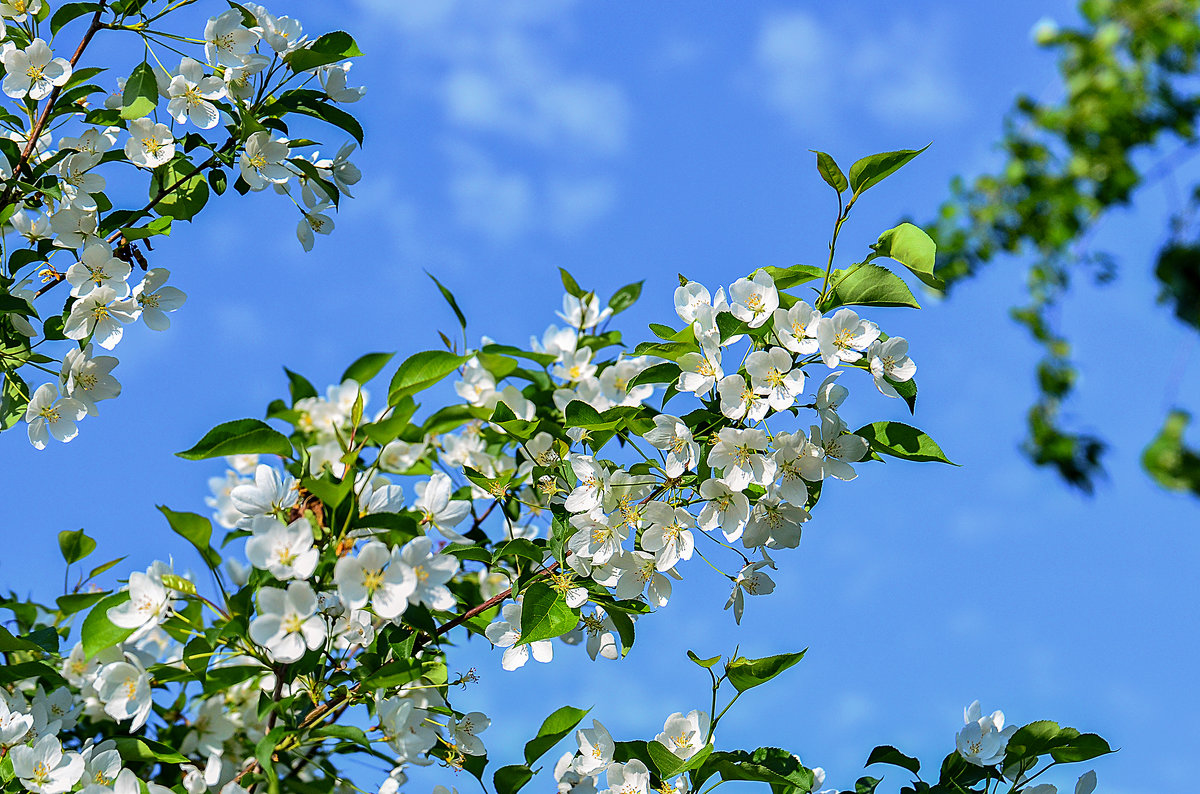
(931, 0, 1200, 495)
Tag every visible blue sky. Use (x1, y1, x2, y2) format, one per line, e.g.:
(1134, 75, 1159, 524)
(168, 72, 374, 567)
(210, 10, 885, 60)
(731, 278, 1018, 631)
(5, 1, 1200, 792)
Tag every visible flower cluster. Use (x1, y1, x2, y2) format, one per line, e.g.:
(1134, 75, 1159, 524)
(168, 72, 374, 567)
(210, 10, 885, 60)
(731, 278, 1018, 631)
(0, 1, 365, 447)
(0, 149, 1113, 794)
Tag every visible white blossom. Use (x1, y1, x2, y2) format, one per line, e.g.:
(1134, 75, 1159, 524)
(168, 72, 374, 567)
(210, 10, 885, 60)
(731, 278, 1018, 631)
(95, 656, 153, 731)
(167, 58, 226, 129)
(11, 735, 84, 794)
(2, 39, 71, 100)
(245, 516, 318, 580)
(239, 131, 291, 190)
(654, 710, 710, 760)
(333, 540, 416, 619)
(66, 242, 130, 299)
(248, 581, 327, 663)
(867, 337, 917, 397)
(204, 9, 259, 68)
(728, 270, 778, 328)
(124, 119, 175, 169)
(24, 383, 86, 450)
(319, 62, 365, 102)
(815, 308, 880, 367)
(484, 601, 553, 671)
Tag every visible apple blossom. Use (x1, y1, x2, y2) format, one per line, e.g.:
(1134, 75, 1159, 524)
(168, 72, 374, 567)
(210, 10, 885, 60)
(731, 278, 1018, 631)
(3, 39, 71, 100)
(248, 581, 327, 663)
(24, 383, 86, 449)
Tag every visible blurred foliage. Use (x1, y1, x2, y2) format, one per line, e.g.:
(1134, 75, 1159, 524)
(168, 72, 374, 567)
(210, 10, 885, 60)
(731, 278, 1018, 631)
(931, 0, 1200, 495)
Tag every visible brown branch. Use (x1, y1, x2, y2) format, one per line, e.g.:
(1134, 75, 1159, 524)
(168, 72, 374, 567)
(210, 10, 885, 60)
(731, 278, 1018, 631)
(0, 3, 108, 211)
(32, 144, 232, 298)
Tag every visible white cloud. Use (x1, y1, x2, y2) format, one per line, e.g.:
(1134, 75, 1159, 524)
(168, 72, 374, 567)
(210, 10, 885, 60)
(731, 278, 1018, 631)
(754, 10, 967, 133)
(546, 176, 617, 236)
(356, 0, 629, 156)
(445, 144, 535, 241)
(353, 0, 629, 240)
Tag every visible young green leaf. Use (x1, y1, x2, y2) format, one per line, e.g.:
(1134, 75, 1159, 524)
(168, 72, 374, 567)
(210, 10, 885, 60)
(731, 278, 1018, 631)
(426, 271, 467, 332)
(518, 581, 578, 644)
(821, 263, 921, 311)
(388, 350, 467, 404)
(559, 267, 585, 298)
(81, 591, 135, 659)
(724, 650, 807, 692)
(853, 422, 956, 465)
(609, 281, 643, 314)
(58, 528, 96, 565)
(177, 418, 293, 460)
(158, 506, 222, 567)
(812, 150, 848, 193)
(284, 31, 365, 72)
(120, 61, 158, 120)
(872, 222, 942, 290)
(847, 145, 930, 196)
(341, 352, 395, 386)
(523, 705, 589, 766)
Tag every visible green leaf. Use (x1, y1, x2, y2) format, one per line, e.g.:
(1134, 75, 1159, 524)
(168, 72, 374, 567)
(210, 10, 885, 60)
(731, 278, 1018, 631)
(81, 592, 135, 659)
(87, 556, 126, 580)
(686, 649, 721, 668)
(177, 418, 293, 460)
(694, 748, 813, 792)
(209, 168, 227, 195)
(0, 625, 48, 653)
(489, 401, 538, 440)
(866, 745, 920, 775)
(362, 396, 418, 446)
(872, 223, 942, 290)
(523, 705, 589, 765)
(158, 507, 221, 568)
(724, 650, 806, 692)
(285, 367, 318, 403)
(847, 145, 929, 196)
(853, 776, 882, 794)
(609, 281, 643, 314)
(627, 362, 680, 389)
(853, 422, 956, 465)
(812, 150, 848, 193)
(310, 725, 373, 749)
(1048, 733, 1113, 763)
(559, 268, 585, 298)
(647, 742, 712, 778)
(150, 157, 209, 221)
(284, 31, 364, 73)
(58, 528, 96, 564)
(891, 376, 917, 414)
(113, 737, 189, 765)
(426, 271, 467, 332)
(388, 350, 466, 405)
(50, 2, 100, 35)
(56, 591, 108, 616)
(762, 263, 826, 290)
(822, 263, 920, 310)
(518, 581, 578, 644)
(288, 157, 341, 208)
(1003, 721, 1065, 761)
(120, 61, 158, 120)
(342, 352, 395, 386)
(278, 90, 364, 144)
(119, 216, 172, 241)
(493, 765, 533, 794)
